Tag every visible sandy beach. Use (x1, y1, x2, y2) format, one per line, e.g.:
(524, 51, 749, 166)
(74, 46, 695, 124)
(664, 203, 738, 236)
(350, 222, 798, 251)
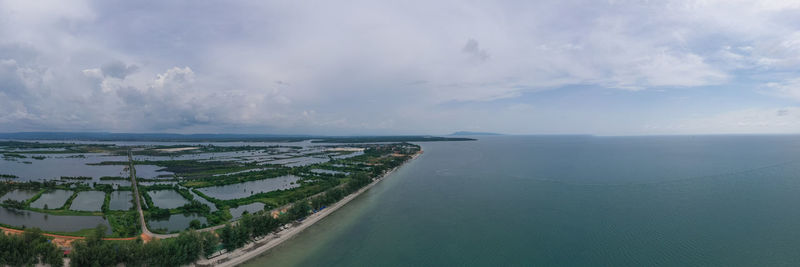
(195, 151, 421, 267)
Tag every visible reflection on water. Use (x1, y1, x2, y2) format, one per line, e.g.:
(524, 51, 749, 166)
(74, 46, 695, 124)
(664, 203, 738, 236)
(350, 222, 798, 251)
(70, 191, 105, 211)
(109, 191, 133, 210)
(230, 202, 265, 220)
(0, 189, 38, 202)
(134, 165, 173, 178)
(148, 213, 207, 232)
(30, 190, 72, 209)
(0, 153, 127, 181)
(197, 175, 302, 200)
(0, 207, 111, 234)
(310, 169, 348, 175)
(148, 190, 189, 209)
(187, 189, 217, 212)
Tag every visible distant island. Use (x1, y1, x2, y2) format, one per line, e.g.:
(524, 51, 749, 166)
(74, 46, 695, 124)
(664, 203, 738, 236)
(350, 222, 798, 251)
(449, 131, 504, 136)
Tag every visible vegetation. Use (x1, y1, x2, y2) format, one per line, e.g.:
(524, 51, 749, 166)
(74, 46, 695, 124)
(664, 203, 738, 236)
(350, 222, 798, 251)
(94, 183, 114, 193)
(101, 191, 111, 212)
(0, 228, 63, 267)
(69, 225, 217, 266)
(99, 176, 127, 180)
(57, 191, 80, 210)
(180, 166, 292, 188)
(147, 207, 170, 219)
(311, 136, 474, 143)
(215, 159, 408, 253)
(2, 199, 26, 209)
(60, 176, 92, 180)
(0, 141, 420, 240)
(107, 211, 140, 237)
(2, 153, 27, 159)
(178, 200, 210, 214)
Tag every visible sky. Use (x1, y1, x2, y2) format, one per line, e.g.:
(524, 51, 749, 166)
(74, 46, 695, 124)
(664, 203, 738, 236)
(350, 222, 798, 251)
(1, 0, 800, 135)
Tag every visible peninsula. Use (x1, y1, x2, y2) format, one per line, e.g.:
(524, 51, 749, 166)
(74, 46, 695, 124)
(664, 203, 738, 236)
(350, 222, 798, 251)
(0, 135, 443, 266)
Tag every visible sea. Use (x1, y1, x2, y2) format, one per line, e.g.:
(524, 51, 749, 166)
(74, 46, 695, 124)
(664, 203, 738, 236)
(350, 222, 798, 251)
(242, 135, 800, 266)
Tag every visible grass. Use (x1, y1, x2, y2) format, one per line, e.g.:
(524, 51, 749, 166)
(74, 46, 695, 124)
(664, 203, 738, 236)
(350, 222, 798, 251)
(24, 189, 46, 207)
(58, 191, 80, 210)
(102, 191, 111, 212)
(0, 222, 102, 237)
(26, 207, 103, 216)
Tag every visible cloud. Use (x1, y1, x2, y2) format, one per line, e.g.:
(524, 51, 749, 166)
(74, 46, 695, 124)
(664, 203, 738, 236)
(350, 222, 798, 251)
(608, 50, 728, 90)
(151, 66, 194, 92)
(1, 0, 800, 134)
(462, 39, 489, 62)
(763, 78, 800, 101)
(644, 107, 800, 135)
(101, 60, 138, 79)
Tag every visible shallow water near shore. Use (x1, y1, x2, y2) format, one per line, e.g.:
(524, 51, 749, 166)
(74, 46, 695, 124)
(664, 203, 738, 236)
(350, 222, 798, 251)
(243, 135, 800, 266)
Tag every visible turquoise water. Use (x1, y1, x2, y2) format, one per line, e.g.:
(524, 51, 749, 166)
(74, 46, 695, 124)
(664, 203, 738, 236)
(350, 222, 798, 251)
(243, 135, 800, 266)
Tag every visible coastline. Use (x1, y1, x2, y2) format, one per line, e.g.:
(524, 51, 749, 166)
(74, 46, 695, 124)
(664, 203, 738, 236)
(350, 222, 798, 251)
(196, 150, 422, 267)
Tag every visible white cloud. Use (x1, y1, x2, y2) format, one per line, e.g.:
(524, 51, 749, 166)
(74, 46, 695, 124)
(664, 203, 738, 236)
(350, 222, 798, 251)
(643, 107, 800, 135)
(2, 0, 800, 134)
(764, 78, 800, 101)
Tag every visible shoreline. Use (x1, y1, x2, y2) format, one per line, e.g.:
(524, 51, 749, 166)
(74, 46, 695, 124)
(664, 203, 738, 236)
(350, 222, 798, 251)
(196, 150, 422, 267)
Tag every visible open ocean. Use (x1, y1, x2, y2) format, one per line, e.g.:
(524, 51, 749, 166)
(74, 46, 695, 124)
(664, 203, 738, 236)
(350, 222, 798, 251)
(244, 135, 800, 266)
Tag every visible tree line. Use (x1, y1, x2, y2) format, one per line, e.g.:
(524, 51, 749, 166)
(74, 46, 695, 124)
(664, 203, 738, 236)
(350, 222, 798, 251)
(68, 225, 218, 267)
(0, 228, 63, 266)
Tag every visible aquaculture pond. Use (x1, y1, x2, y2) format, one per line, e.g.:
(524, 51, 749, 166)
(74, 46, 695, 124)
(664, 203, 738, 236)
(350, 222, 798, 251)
(268, 157, 329, 167)
(148, 213, 207, 232)
(310, 169, 348, 175)
(188, 189, 217, 212)
(108, 191, 133, 211)
(69, 191, 105, 211)
(147, 190, 189, 209)
(134, 165, 173, 178)
(332, 151, 364, 159)
(229, 202, 265, 220)
(0, 189, 38, 202)
(138, 181, 177, 186)
(0, 154, 127, 181)
(95, 179, 131, 187)
(196, 175, 302, 200)
(30, 190, 72, 209)
(212, 168, 273, 177)
(0, 207, 112, 234)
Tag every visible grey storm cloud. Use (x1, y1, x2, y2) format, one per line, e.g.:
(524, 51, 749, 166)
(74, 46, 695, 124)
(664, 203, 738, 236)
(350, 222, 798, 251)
(462, 39, 490, 62)
(101, 60, 139, 79)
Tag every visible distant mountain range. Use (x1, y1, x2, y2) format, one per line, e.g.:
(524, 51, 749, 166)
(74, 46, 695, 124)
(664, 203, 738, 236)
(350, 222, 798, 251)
(449, 131, 503, 136)
(0, 132, 475, 143)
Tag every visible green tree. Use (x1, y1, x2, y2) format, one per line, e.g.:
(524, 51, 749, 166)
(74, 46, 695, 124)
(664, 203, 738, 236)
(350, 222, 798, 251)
(220, 224, 236, 252)
(0, 228, 63, 266)
(189, 219, 202, 229)
(288, 201, 310, 220)
(200, 231, 219, 257)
